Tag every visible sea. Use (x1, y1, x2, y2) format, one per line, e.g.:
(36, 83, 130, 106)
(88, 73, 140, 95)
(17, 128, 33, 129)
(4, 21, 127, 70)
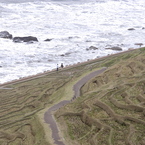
(0, 0, 145, 84)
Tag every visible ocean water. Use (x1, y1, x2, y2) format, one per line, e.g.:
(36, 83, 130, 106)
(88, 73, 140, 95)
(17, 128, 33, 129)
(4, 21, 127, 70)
(0, 0, 145, 84)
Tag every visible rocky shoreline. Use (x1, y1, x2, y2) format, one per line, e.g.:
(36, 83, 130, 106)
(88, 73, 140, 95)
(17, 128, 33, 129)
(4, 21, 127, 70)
(0, 47, 137, 88)
(0, 30, 144, 49)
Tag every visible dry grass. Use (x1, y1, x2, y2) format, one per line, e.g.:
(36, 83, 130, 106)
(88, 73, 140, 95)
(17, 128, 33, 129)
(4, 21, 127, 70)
(1, 47, 145, 144)
(55, 47, 145, 145)
(0, 56, 105, 144)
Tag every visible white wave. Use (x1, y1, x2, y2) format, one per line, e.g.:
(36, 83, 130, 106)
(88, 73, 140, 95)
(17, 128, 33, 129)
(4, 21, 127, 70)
(0, 0, 145, 83)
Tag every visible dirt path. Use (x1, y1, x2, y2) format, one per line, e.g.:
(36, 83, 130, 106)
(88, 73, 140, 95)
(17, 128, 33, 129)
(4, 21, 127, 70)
(44, 67, 107, 145)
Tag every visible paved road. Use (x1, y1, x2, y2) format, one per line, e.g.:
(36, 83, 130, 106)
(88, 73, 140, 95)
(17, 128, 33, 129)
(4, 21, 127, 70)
(44, 67, 107, 145)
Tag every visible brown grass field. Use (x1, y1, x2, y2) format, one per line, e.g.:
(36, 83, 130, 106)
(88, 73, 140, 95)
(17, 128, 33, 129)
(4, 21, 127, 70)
(0, 47, 145, 145)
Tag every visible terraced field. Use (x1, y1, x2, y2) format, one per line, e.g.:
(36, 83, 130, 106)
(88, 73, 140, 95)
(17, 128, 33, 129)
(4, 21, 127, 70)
(0, 57, 104, 145)
(55, 48, 145, 145)
(1, 47, 145, 145)
(0, 74, 71, 145)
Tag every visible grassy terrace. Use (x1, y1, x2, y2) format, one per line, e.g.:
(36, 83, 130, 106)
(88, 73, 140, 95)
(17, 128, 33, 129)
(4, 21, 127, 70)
(0, 47, 145, 144)
(55, 47, 145, 145)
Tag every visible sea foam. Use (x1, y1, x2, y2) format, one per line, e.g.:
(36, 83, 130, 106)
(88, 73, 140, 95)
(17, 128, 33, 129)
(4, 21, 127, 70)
(0, 0, 145, 84)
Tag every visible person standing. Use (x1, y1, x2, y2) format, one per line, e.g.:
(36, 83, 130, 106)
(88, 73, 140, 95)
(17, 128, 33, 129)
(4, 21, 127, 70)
(61, 63, 64, 68)
(56, 64, 59, 71)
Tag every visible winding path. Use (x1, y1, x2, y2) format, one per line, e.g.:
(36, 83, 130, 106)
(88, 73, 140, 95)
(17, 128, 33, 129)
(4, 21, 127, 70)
(44, 67, 107, 145)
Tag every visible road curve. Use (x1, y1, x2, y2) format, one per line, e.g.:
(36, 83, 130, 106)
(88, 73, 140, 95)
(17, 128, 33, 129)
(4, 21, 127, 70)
(44, 67, 107, 145)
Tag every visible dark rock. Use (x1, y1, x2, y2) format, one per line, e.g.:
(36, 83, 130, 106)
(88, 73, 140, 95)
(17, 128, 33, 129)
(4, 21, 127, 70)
(128, 28, 135, 31)
(0, 31, 12, 39)
(60, 52, 71, 57)
(105, 46, 122, 51)
(134, 43, 143, 47)
(86, 40, 92, 42)
(142, 27, 145, 29)
(65, 52, 71, 55)
(68, 36, 79, 39)
(13, 36, 38, 43)
(44, 38, 53, 41)
(86, 46, 98, 51)
(68, 36, 73, 39)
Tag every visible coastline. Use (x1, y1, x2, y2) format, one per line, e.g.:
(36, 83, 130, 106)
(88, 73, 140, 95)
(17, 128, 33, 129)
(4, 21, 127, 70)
(0, 48, 136, 88)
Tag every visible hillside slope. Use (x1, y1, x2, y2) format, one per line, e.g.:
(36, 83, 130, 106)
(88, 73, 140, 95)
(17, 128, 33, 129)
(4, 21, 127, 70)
(0, 47, 145, 145)
(55, 47, 145, 145)
(0, 51, 112, 145)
